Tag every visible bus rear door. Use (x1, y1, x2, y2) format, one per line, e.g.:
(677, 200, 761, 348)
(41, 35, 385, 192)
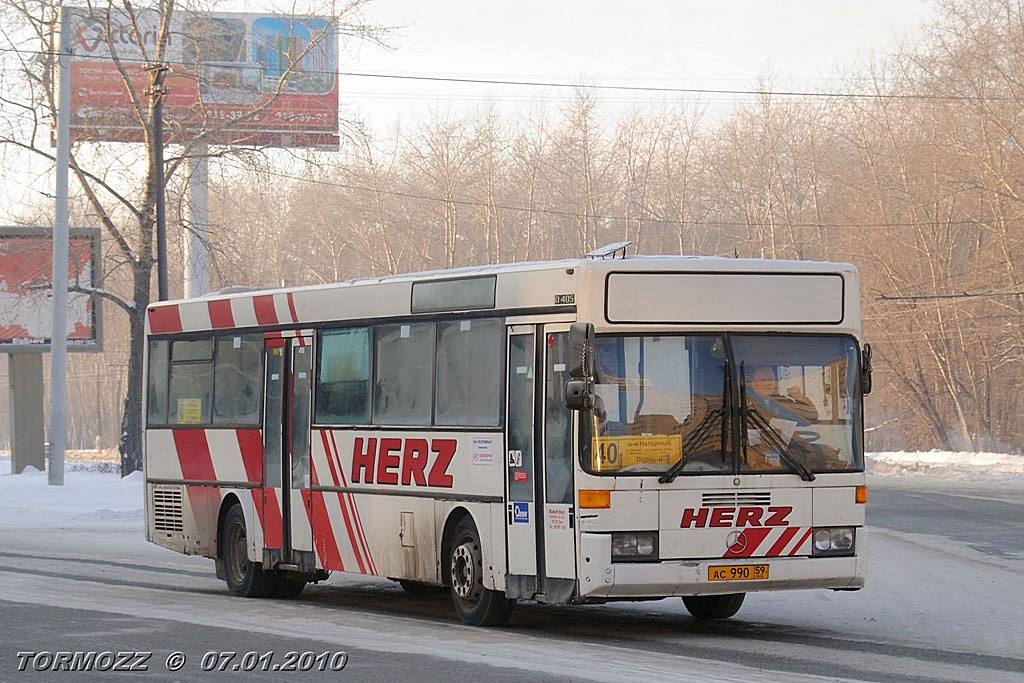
(262, 335, 315, 572)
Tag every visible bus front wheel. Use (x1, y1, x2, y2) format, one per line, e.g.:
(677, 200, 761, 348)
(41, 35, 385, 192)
(220, 504, 276, 598)
(448, 517, 514, 626)
(682, 593, 745, 620)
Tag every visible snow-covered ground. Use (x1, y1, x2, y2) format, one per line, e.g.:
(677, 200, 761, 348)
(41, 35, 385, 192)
(868, 450, 1024, 482)
(1, 451, 1022, 663)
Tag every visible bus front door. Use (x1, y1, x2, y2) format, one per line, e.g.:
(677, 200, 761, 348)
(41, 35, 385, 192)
(262, 336, 315, 572)
(505, 325, 577, 603)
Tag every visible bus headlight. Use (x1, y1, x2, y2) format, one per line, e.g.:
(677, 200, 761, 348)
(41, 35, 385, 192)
(611, 532, 659, 562)
(812, 527, 856, 556)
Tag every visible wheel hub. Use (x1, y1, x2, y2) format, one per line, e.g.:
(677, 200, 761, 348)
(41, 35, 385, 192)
(451, 543, 475, 599)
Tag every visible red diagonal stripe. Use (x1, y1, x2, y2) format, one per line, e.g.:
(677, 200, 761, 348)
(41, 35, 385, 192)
(319, 430, 342, 487)
(789, 528, 813, 556)
(318, 430, 367, 572)
(253, 294, 279, 326)
(311, 491, 344, 571)
(236, 429, 263, 484)
(263, 488, 283, 549)
(287, 292, 299, 325)
(722, 527, 773, 558)
(766, 527, 800, 556)
(148, 305, 182, 334)
(172, 430, 215, 481)
(330, 431, 376, 574)
(208, 299, 235, 329)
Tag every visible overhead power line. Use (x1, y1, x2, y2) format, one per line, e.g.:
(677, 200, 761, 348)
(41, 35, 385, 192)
(0, 46, 1015, 103)
(877, 289, 1024, 301)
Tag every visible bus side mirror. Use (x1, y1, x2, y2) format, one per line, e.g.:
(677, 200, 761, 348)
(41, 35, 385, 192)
(566, 322, 596, 410)
(565, 379, 595, 410)
(861, 343, 873, 395)
(568, 322, 595, 379)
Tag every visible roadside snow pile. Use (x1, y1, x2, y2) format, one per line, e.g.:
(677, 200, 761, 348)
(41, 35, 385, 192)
(867, 450, 1024, 481)
(0, 459, 143, 528)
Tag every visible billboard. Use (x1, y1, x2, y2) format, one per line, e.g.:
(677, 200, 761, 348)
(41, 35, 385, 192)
(0, 227, 102, 352)
(64, 8, 338, 147)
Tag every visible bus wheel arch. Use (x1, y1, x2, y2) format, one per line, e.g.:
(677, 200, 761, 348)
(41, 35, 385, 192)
(445, 514, 514, 626)
(218, 501, 276, 598)
(440, 507, 472, 587)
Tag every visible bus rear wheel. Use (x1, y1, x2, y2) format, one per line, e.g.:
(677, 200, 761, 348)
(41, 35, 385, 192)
(448, 517, 514, 626)
(220, 504, 276, 598)
(683, 593, 745, 620)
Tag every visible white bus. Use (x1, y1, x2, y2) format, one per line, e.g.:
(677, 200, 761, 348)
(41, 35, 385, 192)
(144, 248, 871, 626)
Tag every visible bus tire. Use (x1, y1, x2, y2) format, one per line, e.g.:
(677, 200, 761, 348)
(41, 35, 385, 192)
(448, 517, 515, 626)
(682, 593, 745, 620)
(220, 504, 276, 598)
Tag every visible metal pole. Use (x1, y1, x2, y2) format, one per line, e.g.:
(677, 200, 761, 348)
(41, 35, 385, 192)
(146, 64, 169, 301)
(184, 140, 209, 298)
(49, 8, 72, 486)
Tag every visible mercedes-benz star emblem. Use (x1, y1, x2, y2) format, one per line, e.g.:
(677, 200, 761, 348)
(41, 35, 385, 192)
(726, 530, 747, 554)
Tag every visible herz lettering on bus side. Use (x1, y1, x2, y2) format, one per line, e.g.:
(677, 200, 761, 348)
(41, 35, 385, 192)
(351, 437, 456, 488)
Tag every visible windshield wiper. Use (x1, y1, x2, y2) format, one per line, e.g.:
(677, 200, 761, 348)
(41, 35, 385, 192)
(660, 362, 730, 484)
(744, 407, 816, 482)
(658, 405, 725, 484)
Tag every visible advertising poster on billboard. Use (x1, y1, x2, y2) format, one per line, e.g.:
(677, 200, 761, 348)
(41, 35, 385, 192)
(65, 7, 338, 147)
(0, 228, 101, 351)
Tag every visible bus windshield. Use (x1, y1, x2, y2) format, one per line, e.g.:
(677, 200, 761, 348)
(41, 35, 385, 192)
(583, 334, 863, 477)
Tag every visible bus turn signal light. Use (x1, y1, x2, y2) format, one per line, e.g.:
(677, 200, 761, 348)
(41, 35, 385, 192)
(579, 490, 611, 509)
(856, 485, 868, 504)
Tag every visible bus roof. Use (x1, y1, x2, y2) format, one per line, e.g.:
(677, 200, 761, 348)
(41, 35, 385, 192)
(146, 254, 860, 336)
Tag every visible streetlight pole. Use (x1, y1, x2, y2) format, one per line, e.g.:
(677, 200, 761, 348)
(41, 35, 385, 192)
(145, 63, 169, 301)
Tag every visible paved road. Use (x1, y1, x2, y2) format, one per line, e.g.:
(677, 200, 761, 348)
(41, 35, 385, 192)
(0, 486, 1022, 682)
(867, 486, 1024, 559)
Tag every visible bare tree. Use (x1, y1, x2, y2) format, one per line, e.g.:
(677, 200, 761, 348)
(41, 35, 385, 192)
(0, 0, 385, 472)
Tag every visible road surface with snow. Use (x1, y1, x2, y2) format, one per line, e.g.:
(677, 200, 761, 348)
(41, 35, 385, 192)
(0, 452, 1021, 682)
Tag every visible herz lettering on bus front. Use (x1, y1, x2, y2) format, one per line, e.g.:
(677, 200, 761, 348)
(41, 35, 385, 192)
(679, 505, 793, 528)
(351, 437, 456, 488)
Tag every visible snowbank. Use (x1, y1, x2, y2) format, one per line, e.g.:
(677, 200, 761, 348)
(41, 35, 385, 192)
(866, 450, 1024, 493)
(0, 458, 144, 528)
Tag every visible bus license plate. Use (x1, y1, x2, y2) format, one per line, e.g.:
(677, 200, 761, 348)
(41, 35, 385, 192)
(708, 564, 769, 581)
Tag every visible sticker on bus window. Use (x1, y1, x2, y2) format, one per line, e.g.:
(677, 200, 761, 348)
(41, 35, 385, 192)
(177, 398, 203, 424)
(591, 435, 680, 471)
(508, 450, 523, 467)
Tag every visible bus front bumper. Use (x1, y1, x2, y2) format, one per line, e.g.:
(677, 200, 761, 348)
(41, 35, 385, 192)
(577, 529, 868, 600)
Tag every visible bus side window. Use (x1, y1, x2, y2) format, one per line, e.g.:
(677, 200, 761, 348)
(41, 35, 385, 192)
(147, 340, 170, 425)
(545, 333, 573, 504)
(435, 318, 502, 427)
(213, 335, 262, 425)
(168, 338, 214, 425)
(375, 323, 434, 426)
(315, 327, 371, 425)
